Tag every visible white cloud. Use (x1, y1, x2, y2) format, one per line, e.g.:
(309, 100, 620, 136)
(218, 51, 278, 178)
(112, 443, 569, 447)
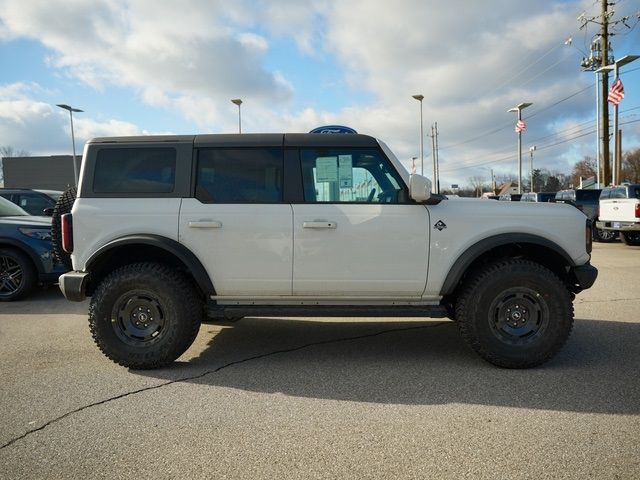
(1, 0, 639, 187)
(0, 82, 152, 154)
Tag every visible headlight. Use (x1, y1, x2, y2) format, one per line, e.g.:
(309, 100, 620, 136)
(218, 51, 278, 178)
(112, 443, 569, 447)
(18, 227, 52, 241)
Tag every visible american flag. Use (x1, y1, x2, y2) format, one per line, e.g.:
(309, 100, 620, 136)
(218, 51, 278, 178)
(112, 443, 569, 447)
(608, 78, 624, 106)
(515, 119, 527, 134)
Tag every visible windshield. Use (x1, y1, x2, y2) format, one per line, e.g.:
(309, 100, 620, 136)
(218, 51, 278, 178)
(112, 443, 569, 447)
(0, 196, 29, 216)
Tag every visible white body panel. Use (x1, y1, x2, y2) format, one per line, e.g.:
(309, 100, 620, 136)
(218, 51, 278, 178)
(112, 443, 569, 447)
(422, 199, 590, 295)
(71, 198, 181, 270)
(292, 204, 430, 296)
(178, 200, 293, 296)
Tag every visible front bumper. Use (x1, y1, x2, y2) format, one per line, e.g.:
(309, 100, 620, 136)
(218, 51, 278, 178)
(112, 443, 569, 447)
(596, 220, 640, 232)
(571, 263, 598, 291)
(59, 271, 89, 302)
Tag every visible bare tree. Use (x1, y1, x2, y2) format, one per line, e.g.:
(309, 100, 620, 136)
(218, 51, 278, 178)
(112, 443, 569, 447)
(0, 145, 30, 158)
(621, 148, 640, 184)
(468, 175, 489, 197)
(570, 156, 597, 187)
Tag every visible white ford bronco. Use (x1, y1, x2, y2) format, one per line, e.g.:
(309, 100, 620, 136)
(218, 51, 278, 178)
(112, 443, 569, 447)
(57, 133, 597, 369)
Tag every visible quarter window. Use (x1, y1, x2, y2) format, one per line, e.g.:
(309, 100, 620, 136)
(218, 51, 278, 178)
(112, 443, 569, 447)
(195, 148, 283, 203)
(93, 148, 176, 193)
(300, 148, 405, 203)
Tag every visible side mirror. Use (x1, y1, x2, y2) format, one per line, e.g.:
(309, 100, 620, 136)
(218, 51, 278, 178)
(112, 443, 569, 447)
(409, 174, 432, 203)
(43, 208, 54, 216)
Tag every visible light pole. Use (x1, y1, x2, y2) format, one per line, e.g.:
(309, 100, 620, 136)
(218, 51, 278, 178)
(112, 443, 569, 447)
(508, 102, 533, 194)
(597, 54, 639, 185)
(231, 98, 242, 133)
(529, 145, 537, 192)
(412, 94, 424, 176)
(56, 104, 83, 186)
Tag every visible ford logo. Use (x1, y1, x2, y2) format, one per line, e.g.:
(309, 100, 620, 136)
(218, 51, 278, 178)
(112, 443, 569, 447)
(309, 125, 357, 134)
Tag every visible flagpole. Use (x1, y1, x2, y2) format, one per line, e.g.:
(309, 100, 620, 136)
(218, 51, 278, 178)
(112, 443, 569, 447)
(613, 63, 619, 185)
(508, 102, 532, 195)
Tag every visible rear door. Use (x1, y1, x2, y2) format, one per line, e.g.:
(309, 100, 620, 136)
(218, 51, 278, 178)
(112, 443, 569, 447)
(178, 145, 293, 296)
(291, 146, 430, 297)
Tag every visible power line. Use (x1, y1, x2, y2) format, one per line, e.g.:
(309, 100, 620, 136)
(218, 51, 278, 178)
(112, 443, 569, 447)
(440, 114, 640, 173)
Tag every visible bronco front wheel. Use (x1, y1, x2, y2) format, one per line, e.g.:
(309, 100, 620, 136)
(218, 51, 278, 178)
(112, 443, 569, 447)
(455, 259, 574, 368)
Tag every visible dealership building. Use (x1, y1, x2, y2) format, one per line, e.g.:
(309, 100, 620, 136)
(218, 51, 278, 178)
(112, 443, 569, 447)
(1, 155, 80, 191)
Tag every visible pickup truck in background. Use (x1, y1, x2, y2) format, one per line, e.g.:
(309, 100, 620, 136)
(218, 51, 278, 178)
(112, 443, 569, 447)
(597, 184, 640, 246)
(554, 189, 617, 242)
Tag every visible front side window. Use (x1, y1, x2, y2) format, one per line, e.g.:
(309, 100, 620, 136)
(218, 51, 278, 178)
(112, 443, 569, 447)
(195, 148, 283, 203)
(93, 148, 176, 194)
(300, 148, 405, 203)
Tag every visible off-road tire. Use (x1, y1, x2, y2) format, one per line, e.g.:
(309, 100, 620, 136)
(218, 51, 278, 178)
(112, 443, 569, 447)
(620, 231, 640, 246)
(89, 262, 203, 369)
(51, 186, 76, 270)
(455, 259, 573, 369)
(0, 248, 37, 301)
(594, 228, 617, 243)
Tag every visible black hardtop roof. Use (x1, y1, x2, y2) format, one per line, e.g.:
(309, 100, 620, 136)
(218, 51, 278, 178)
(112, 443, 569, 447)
(88, 133, 379, 148)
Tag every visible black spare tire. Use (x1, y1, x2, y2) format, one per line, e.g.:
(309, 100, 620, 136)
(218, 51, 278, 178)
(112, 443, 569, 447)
(51, 186, 76, 270)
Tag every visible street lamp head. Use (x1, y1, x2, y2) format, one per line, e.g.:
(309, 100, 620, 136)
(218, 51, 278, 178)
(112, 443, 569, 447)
(231, 98, 242, 106)
(530, 145, 537, 152)
(56, 104, 83, 113)
(412, 94, 424, 101)
(508, 102, 533, 112)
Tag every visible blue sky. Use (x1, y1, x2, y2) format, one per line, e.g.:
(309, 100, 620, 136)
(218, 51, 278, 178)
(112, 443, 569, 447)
(1, 0, 639, 188)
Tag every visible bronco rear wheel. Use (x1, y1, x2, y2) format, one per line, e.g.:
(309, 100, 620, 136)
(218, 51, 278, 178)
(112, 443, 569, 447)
(89, 262, 203, 369)
(456, 259, 573, 368)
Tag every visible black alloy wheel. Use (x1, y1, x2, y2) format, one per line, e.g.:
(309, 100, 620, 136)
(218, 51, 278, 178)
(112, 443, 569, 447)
(487, 287, 549, 346)
(621, 231, 640, 246)
(112, 290, 168, 346)
(0, 248, 36, 301)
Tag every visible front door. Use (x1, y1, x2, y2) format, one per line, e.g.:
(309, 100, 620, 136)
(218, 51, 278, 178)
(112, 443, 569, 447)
(292, 147, 430, 297)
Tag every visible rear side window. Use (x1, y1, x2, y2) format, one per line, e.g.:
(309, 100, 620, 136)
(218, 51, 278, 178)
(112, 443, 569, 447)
(195, 148, 283, 203)
(576, 190, 600, 202)
(611, 187, 627, 199)
(632, 187, 640, 199)
(93, 148, 176, 193)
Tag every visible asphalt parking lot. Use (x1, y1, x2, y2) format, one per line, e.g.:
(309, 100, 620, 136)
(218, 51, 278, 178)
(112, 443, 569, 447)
(1, 242, 639, 479)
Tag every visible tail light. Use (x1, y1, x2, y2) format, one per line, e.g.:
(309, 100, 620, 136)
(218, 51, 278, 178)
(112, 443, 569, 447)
(585, 219, 592, 254)
(61, 213, 73, 253)
(636, 203, 640, 219)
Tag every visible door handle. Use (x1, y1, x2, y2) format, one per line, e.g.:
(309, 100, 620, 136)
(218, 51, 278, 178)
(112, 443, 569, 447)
(188, 220, 222, 228)
(303, 221, 337, 229)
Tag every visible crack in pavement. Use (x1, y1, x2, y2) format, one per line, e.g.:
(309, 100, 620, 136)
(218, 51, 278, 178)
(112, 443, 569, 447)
(577, 297, 640, 304)
(0, 321, 449, 450)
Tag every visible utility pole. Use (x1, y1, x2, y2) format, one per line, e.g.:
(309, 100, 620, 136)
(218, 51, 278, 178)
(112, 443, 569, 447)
(434, 122, 440, 194)
(600, 0, 611, 186)
(429, 124, 437, 193)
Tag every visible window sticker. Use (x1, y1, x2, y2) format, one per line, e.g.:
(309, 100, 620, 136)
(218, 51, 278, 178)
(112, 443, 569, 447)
(316, 156, 338, 182)
(338, 155, 353, 188)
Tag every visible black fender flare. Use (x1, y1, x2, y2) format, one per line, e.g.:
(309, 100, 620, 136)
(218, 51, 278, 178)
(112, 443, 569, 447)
(86, 234, 215, 295)
(439, 233, 576, 296)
